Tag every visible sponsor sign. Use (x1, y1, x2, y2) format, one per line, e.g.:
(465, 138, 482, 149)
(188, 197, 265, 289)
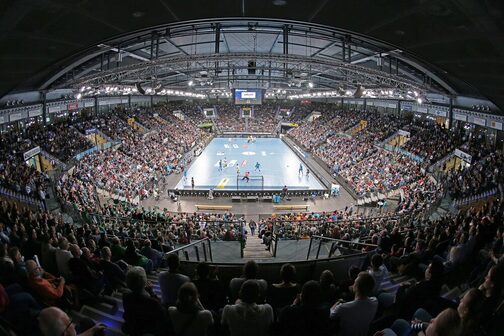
(489, 121, 503, 130)
(455, 149, 472, 163)
(67, 103, 79, 110)
(10, 113, 23, 121)
(23, 146, 41, 161)
(453, 113, 467, 121)
(28, 107, 43, 117)
(473, 117, 486, 126)
(48, 105, 61, 113)
(241, 91, 257, 99)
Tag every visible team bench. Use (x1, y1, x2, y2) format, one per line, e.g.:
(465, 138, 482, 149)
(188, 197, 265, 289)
(195, 205, 233, 211)
(273, 204, 309, 211)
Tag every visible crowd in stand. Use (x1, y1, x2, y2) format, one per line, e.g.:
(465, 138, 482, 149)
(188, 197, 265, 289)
(58, 105, 209, 204)
(212, 103, 279, 133)
(0, 132, 47, 201)
(26, 123, 93, 162)
(0, 193, 502, 335)
(339, 150, 422, 198)
(1, 101, 504, 336)
(447, 151, 504, 200)
(401, 120, 465, 165)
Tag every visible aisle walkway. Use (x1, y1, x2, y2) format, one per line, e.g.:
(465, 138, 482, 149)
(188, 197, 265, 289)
(243, 227, 272, 260)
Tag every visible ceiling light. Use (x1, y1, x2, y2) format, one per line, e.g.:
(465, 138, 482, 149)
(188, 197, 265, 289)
(417, 97, 423, 104)
(308, 82, 314, 88)
(188, 80, 194, 86)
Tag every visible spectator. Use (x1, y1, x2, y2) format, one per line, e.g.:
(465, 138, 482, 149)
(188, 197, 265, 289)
(222, 280, 274, 336)
(368, 254, 390, 296)
(38, 306, 105, 336)
(122, 267, 166, 336)
(330, 272, 378, 336)
(387, 259, 444, 319)
(192, 262, 225, 311)
(278, 280, 331, 336)
(26, 259, 66, 307)
(55, 237, 72, 279)
(167, 282, 214, 335)
(99, 246, 126, 294)
(319, 270, 338, 308)
(229, 260, 268, 303)
(140, 239, 164, 269)
(159, 253, 190, 307)
(269, 263, 299, 310)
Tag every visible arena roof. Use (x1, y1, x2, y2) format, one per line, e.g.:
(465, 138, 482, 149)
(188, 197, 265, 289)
(0, 1, 503, 110)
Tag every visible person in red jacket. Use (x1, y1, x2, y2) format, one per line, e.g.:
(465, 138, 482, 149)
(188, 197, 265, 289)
(26, 259, 65, 306)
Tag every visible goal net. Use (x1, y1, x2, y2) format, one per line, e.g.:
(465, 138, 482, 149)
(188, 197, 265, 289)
(236, 174, 264, 190)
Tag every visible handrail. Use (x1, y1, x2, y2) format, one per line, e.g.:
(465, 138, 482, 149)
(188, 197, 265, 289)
(165, 237, 213, 262)
(310, 235, 379, 248)
(166, 238, 209, 255)
(307, 235, 378, 261)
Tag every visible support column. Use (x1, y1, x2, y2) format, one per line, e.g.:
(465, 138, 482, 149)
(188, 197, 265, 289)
(94, 96, 99, 116)
(42, 91, 47, 125)
(448, 97, 454, 130)
(215, 23, 221, 74)
(283, 25, 289, 77)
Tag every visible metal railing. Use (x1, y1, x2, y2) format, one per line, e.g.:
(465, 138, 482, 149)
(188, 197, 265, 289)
(306, 235, 378, 260)
(166, 238, 213, 263)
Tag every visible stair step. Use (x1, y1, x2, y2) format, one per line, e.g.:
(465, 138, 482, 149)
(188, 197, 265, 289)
(80, 306, 124, 331)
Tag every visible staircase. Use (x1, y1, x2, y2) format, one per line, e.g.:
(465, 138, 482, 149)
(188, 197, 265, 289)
(243, 233, 273, 260)
(68, 271, 165, 335)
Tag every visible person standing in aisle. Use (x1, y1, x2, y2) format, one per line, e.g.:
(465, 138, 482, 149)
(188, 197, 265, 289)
(249, 220, 257, 236)
(191, 177, 195, 190)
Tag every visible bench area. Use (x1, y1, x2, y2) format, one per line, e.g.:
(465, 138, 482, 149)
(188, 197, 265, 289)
(273, 204, 309, 211)
(195, 204, 233, 211)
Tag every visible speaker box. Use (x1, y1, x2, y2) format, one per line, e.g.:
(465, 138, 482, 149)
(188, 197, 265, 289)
(248, 61, 256, 75)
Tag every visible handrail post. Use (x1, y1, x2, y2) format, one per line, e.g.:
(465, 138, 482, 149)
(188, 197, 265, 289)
(240, 222, 244, 259)
(194, 246, 200, 262)
(307, 236, 313, 260)
(329, 242, 336, 258)
(315, 238, 322, 260)
(273, 235, 279, 257)
(183, 250, 189, 261)
(202, 242, 208, 261)
(207, 239, 213, 262)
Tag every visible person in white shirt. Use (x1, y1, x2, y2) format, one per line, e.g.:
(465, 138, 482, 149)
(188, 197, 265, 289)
(54, 237, 72, 278)
(159, 253, 190, 307)
(368, 254, 390, 296)
(222, 280, 274, 336)
(330, 272, 378, 336)
(168, 282, 214, 336)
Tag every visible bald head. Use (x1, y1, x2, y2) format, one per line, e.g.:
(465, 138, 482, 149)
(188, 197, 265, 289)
(38, 307, 76, 336)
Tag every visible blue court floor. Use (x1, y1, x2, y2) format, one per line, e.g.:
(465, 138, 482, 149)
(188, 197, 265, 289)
(175, 137, 325, 190)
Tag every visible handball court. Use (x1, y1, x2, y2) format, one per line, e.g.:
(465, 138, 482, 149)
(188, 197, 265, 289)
(175, 137, 326, 191)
